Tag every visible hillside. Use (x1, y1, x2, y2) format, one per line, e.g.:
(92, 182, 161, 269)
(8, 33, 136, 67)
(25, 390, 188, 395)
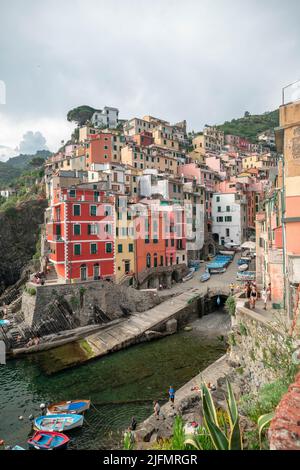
(217, 109, 279, 142)
(0, 150, 51, 188)
(6, 149, 51, 169)
(0, 161, 22, 186)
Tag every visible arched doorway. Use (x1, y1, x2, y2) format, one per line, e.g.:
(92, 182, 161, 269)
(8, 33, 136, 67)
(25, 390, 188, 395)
(80, 264, 87, 281)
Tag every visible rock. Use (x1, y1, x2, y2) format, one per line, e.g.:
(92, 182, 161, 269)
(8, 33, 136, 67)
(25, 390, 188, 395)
(269, 373, 300, 450)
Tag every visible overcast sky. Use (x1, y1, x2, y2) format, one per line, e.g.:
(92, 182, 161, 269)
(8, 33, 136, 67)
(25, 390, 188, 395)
(0, 0, 300, 160)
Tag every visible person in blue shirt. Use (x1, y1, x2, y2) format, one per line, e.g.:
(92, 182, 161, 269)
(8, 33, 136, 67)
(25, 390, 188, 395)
(169, 386, 175, 407)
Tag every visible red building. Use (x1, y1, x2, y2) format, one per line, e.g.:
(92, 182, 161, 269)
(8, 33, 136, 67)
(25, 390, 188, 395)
(132, 131, 154, 147)
(46, 185, 115, 283)
(85, 132, 113, 167)
(133, 201, 186, 282)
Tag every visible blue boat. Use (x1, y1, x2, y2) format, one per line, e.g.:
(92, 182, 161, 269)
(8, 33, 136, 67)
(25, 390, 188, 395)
(28, 431, 69, 450)
(200, 272, 210, 283)
(47, 399, 90, 415)
(11, 445, 25, 450)
(34, 414, 83, 432)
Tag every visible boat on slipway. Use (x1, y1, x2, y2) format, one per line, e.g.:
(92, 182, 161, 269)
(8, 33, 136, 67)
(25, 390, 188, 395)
(34, 414, 84, 432)
(46, 399, 90, 415)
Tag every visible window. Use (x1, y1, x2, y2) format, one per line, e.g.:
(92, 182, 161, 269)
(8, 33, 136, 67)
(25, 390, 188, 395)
(90, 243, 97, 254)
(106, 242, 112, 253)
(74, 244, 81, 255)
(160, 256, 164, 266)
(105, 224, 112, 235)
(90, 205, 97, 216)
(73, 204, 80, 216)
(226, 229, 230, 237)
(225, 216, 232, 222)
(226, 206, 230, 212)
(69, 189, 76, 198)
(128, 243, 133, 253)
(165, 239, 168, 247)
(216, 196, 220, 202)
(88, 224, 98, 235)
(146, 253, 151, 268)
(118, 244, 123, 253)
(105, 205, 112, 216)
(74, 224, 81, 235)
(154, 254, 158, 268)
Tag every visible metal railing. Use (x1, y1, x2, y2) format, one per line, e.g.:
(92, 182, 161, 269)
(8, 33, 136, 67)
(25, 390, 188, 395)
(282, 79, 300, 105)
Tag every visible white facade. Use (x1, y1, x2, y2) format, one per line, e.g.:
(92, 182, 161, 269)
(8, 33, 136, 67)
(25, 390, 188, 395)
(91, 107, 119, 129)
(138, 172, 169, 199)
(0, 188, 16, 198)
(212, 193, 246, 246)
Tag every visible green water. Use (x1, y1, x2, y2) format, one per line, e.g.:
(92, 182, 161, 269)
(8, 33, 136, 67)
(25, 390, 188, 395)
(0, 329, 225, 449)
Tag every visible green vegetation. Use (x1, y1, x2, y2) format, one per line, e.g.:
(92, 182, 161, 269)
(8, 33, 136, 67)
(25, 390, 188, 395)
(217, 109, 279, 142)
(240, 379, 288, 424)
(225, 296, 236, 316)
(24, 286, 37, 296)
(67, 105, 97, 126)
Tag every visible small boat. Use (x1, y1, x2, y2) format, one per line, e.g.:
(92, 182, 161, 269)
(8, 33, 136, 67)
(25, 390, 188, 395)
(238, 264, 249, 272)
(0, 319, 10, 326)
(182, 268, 195, 282)
(47, 399, 91, 415)
(200, 272, 210, 283)
(28, 431, 69, 450)
(209, 267, 226, 274)
(34, 414, 83, 432)
(11, 445, 26, 450)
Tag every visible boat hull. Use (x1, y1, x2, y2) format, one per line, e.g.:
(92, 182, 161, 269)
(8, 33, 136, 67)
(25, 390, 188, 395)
(47, 399, 90, 415)
(28, 431, 70, 450)
(34, 414, 84, 432)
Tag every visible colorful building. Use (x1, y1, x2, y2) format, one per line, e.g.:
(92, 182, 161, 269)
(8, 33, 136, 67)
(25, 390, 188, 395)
(46, 185, 115, 283)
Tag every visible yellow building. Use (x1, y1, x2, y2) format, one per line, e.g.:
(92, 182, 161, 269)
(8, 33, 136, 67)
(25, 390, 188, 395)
(121, 144, 178, 175)
(115, 195, 135, 283)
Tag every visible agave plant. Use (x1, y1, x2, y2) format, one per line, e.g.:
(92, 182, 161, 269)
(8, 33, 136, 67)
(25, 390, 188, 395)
(185, 380, 243, 450)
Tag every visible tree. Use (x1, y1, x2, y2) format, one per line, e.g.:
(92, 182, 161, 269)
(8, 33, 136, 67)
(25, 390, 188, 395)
(244, 111, 251, 117)
(67, 105, 97, 126)
(29, 157, 45, 168)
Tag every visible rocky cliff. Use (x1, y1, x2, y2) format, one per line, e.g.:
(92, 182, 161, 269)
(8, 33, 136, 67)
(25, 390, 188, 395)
(0, 199, 48, 293)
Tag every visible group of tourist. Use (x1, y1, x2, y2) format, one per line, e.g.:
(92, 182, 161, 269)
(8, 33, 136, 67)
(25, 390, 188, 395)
(244, 281, 271, 310)
(32, 272, 45, 285)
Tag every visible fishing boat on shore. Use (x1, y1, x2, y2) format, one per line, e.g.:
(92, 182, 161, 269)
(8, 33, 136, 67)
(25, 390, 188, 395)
(238, 264, 249, 272)
(46, 399, 90, 415)
(28, 431, 69, 450)
(182, 268, 195, 282)
(34, 414, 83, 432)
(200, 272, 210, 282)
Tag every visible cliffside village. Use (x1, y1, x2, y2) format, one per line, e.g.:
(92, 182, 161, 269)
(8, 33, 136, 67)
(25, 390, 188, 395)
(40, 105, 290, 297)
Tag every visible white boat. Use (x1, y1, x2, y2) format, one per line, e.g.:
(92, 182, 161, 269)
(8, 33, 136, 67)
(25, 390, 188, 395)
(34, 414, 84, 432)
(182, 268, 195, 282)
(238, 264, 249, 272)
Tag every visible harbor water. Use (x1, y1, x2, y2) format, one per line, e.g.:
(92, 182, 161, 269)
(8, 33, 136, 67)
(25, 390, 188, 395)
(0, 324, 226, 449)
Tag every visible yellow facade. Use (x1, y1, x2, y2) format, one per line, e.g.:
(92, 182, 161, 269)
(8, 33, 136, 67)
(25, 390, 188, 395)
(115, 196, 135, 282)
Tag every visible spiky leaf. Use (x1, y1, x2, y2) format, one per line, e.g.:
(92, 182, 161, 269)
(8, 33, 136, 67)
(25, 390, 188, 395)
(203, 414, 229, 450)
(201, 383, 219, 425)
(226, 380, 238, 428)
(258, 412, 274, 449)
(229, 417, 243, 450)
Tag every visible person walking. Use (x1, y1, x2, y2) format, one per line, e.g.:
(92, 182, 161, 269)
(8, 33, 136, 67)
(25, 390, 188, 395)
(153, 401, 161, 420)
(261, 286, 268, 310)
(230, 283, 235, 296)
(250, 286, 257, 309)
(267, 283, 272, 302)
(168, 385, 175, 408)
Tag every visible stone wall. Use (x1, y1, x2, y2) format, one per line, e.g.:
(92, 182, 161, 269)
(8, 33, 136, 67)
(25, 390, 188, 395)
(268, 372, 300, 450)
(21, 280, 161, 333)
(229, 302, 288, 393)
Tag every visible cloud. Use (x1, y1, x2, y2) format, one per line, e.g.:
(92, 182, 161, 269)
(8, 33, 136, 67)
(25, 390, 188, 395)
(0, 0, 300, 151)
(18, 131, 48, 154)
